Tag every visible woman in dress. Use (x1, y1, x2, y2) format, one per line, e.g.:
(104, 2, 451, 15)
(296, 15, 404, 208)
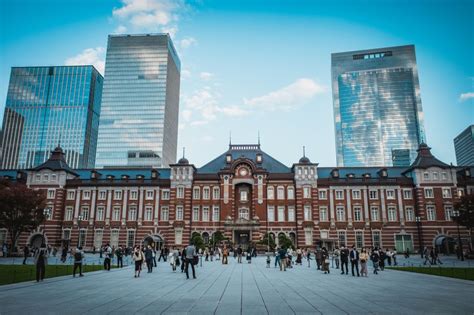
(132, 246, 144, 278)
(296, 248, 302, 265)
(360, 248, 369, 277)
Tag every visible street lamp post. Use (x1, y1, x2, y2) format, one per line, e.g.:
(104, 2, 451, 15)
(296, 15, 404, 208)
(43, 208, 52, 244)
(452, 210, 464, 261)
(77, 215, 83, 247)
(415, 216, 423, 258)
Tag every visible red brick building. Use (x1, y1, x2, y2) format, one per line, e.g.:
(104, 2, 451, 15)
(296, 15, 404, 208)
(1, 142, 472, 254)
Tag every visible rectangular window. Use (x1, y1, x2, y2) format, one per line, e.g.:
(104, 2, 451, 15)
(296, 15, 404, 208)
(202, 206, 210, 222)
(288, 206, 295, 222)
(278, 206, 285, 222)
(405, 206, 414, 221)
(145, 190, 154, 200)
(423, 172, 430, 180)
(335, 190, 344, 200)
(369, 190, 378, 200)
(112, 206, 121, 221)
(305, 229, 313, 245)
(114, 190, 122, 200)
(267, 206, 275, 222)
(44, 174, 49, 181)
(433, 172, 439, 181)
(444, 205, 453, 221)
(426, 205, 436, 221)
(177, 187, 184, 199)
(213, 187, 220, 199)
(193, 206, 200, 221)
(386, 190, 395, 200)
(353, 206, 362, 221)
(63, 229, 71, 240)
(175, 229, 183, 245)
(403, 189, 412, 199)
(128, 206, 137, 221)
(94, 230, 103, 249)
(162, 189, 170, 200)
(373, 231, 381, 248)
(267, 187, 274, 199)
(144, 206, 153, 221)
(176, 206, 184, 220)
(47, 189, 55, 199)
(193, 187, 200, 199)
(212, 206, 220, 222)
(51, 174, 57, 181)
(98, 190, 107, 200)
(127, 230, 135, 248)
(442, 188, 452, 198)
(110, 230, 119, 248)
(130, 190, 138, 200)
(240, 190, 248, 201)
(96, 206, 105, 221)
(83, 190, 91, 200)
(303, 186, 311, 198)
(388, 206, 397, 221)
(80, 206, 89, 221)
(319, 206, 328, 221)
(65, 206, 73, 221)
(336, 206, 345, 221)
(319, 190, 327, 200)
(371, 206, 379, 221)
(78, 230, 87, 247)
(304, 205, 312, 221)
(161, 206, 169, 221)
(338, 231, 346, 247)
(441, 172, 448, 180)
(355, 231, 363, 249)
(352, 190, 361, 200)
(67, 190, 75, 200)
(287, 187, 295, 199)
(203, 187, 210, 200)
(424, 188, 434, 198)
(277, 187, 285, 200)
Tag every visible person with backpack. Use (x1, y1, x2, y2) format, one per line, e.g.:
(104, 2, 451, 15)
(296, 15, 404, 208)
(103, 243, 112, 271)
(35, 243, 48, 282)
(73, 246, 84, 277)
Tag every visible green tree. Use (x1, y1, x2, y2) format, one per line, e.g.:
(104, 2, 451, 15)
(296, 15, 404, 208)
(0, 180, 46, 255)
(258, 233, 276, 251)
(278, 233, 294, 250)
(210, 231, 227, 248)
(191, 233, 205, 251)
(453, 194, 474, 250)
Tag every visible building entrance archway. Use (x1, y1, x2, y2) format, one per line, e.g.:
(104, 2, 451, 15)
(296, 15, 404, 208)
(434, 235, 455, 255)
(143, 235, 164, 251)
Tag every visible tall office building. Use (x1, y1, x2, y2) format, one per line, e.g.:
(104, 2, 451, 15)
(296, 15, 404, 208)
(331, 45, 425, 167)
(0, 66, 103, 169)
(95, 34, 180, 168)
(392, 149, 411, 167)
(454, 125, 474, 166)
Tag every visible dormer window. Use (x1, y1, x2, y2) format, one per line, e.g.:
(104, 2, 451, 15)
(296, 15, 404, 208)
(256, 153, 262, 163)
(136, 175, 144, 180)
(347, 173, 355, 179)
(363, 173, 371, 179)
(122, 175, 129, 180)
(423, 172, 429, 180)
(380, 169, 388, 178)
(432, 172, 439, 181)
(465, 169, 471, 177)
(331, 169, 339, 178)
(226, 154, 232, 163)
(106, 175, 114, 180)
(151, 169, 158, 179)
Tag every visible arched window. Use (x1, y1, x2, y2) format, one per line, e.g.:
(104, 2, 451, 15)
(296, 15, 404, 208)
(267, 186, 274, 199)
(239, 208, 249, 220)
(277, 186, 285, 200)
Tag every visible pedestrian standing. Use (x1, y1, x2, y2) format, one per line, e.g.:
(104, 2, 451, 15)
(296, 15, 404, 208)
(315, 247, 322, 270)
(274, 247, 281, 268)
(116, 246, 123, 268)
(333, 247, 340, 269)
(144, 245, 154, 273)
(379, 249, 386, 271)
(340, 246, 349, 275)
(61, 246, 68, 263)
(237, 246, 243, 263)
(23, 246, 30, 265)
(184, 242, 197, 279)
(170, 247, 179, 272)
(153, 248, 157, 267)
(103, 243, 112, 271)
(296, 248, 302, 265)
(392, 248, 397, 266)
(278, 247, 287, 271)
(322, 247, 330, 274)
(35, 243, 48, 282)
(73, 246, 84, 277)
(370, 249, 379, 275)
(132, 246, 144, 278)
(386, 249, 392, 266)
(222, 246, 228, 265)
(350, 245, 360, 277)
(306, 248, 312, 267)
(360, 248, 368, 277)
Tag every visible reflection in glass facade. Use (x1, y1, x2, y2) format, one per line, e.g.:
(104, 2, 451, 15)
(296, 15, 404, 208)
(0, 66, 103, 169)
(331, 45, 425, 167)
(454, 125, 474, 166)
(95, 34, 180, 168)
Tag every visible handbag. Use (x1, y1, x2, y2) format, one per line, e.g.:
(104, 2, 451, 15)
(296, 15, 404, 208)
(193, 255, 199, 265)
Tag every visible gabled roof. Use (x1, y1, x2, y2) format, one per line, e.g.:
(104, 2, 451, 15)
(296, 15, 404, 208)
(31, 146, 78, 176)
(403, 143, 450, 174)
(198, 144, 291, 174)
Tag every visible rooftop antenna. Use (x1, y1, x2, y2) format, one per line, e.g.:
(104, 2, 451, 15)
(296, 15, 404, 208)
(182, 147, 185, 159)
(303, 145, 306, 157)
(258, 131, 260, 146)
(229, 131, 232, 146)
(58, 133, 62, 148)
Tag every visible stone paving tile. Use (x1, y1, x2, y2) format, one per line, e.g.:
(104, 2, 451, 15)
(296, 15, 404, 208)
(0, 257, 473, 315)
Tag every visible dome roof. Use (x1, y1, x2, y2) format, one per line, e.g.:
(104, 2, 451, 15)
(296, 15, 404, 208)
(299, 156, 311, 164)
(178, 157, 189, 165)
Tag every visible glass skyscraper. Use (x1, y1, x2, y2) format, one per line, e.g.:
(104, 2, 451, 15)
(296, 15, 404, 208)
(331, 45, 425, 167)
(95, 34, 180, 168)
(454, 125, 474, 166)
(0, 66, 103, 169)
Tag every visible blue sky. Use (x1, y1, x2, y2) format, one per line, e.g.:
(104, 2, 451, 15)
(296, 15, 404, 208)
(0, 0, 472, 167)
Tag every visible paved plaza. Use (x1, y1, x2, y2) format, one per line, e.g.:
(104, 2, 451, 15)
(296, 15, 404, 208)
(0, 256, 473, 315)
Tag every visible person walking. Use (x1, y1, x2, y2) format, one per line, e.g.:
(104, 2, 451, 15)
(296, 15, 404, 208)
(144, 245, 154, 273)
(132, 246, 144, 278)
(237, 246, 243, 263)
(278, 247, 287, 271)
(116, 246, 123, 268)
(315, 247, 322, 270)
(360, 248, 369, 277)
(35, 243, 48, 282)
(306, 248, 312, 268)
(184, 242, 197, 279)
(181, 247, 187, 273)
(392, 248, 398, 266)
(379, 249, 386, 271)
(322, 247, 330, 274)
(73, 246, 84, 277)
(274, 247, 281, 268)
(333, 246, 340, 269)
(103, 243, 112, 271)
(158, 248, 166, 262)
(170, 247, 179, 272)
(61, 246, 68, 263)
(153, 248, 157, 267)
(296, 248, 302, 265)
(23, 246, 30, 265)
(222, 246, 228, 265)
(386, 249, 392, 266)
(340, 246, 349, 275)
(350, 246, 360, 277)
(370, 249, 380, 275)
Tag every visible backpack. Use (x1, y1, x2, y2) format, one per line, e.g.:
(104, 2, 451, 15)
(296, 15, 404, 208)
(74, 252, 82, 261)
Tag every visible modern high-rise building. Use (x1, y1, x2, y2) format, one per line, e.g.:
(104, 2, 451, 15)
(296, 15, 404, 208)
(0, 66, 103, 169)
(392, 149, 411, 167)
(95, 34, 180, 168)
(331, 45, 425, 167)
(454, 125, 474, 166)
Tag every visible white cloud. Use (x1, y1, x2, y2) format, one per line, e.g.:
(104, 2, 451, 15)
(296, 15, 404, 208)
(201, 135, 214, 142)
(459, 92, 474, 102)
(199, 72, 214, 81)
(161, 25, 178, 38)
(244, 78, 326, 111)
(65, 47, 105, 75)
(218, 105, 248, 117)
(180, 37, 197, 49)
(181, 69, 191, 79)
(114, 25, 128, 34)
